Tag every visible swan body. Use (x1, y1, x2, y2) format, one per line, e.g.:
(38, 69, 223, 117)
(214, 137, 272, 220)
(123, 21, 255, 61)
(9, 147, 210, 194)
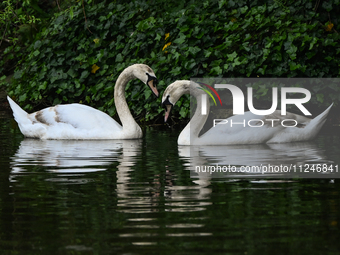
(162, 80, 333, 145)
(8, 64, 158, 139)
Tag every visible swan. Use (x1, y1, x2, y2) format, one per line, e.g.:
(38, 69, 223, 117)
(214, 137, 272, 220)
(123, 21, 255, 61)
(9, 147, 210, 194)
(162, 80, 333, 145)
(7, 64, 159, 139)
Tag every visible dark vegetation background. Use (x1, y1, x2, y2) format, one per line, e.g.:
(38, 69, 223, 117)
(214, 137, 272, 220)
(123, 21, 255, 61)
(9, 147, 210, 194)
(0, 0, 339, 124)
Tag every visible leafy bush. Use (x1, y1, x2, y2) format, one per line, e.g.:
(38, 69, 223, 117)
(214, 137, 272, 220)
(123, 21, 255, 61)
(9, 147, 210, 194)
(3, 0, 340, 122)
(0, 0, 43, 77)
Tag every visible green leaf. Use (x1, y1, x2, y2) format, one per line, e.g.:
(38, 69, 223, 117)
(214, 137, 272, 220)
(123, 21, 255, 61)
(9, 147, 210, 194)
(33, 50, 40, 56)
(80, 70, 89, 80)
(184, 60, 196, 70)
(155, 33, 161, 41)
(19, 93, 27, 102)
(173, 33, 186, 44)
(211, 66, 222, 75)
(14, 70, 24, 80)
(316, 93, 324, 103)
(34, 40, 42, 49)
(218, 0, 227, 9)
(144, 89, 152, 100)
(69, 8, 74, 19)
(38, 81, 47, 91)
(325, 56, 333, 61)
(116, 53, 123, 62)
(204, 50, 212, 57)
(289, 61, 301, 71)
(169, 67, 182, 75)
(188, 46, 201, 56)
(309, 37, 318, 50)
(227, 51, 237, 62)
(240, 6, 248, 14)
(179, 107, 188, 118)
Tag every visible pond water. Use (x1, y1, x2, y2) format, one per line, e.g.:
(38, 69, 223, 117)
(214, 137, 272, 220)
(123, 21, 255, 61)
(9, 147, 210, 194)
(1, 111, 340, 255)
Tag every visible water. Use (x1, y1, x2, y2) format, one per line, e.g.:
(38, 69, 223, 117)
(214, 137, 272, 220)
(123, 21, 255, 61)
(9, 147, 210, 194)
(1, 111, 340, 255)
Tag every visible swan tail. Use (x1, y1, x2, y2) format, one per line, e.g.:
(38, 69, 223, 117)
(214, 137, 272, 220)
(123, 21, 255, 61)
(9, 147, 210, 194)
(305, 103, 333, 138)
(7, 96, 31, 126)
(311, 103, 333, 125)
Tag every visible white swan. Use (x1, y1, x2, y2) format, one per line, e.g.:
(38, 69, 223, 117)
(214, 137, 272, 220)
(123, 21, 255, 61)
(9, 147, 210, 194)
(8, 64, 159, 139)
(162, 80, 333, 145)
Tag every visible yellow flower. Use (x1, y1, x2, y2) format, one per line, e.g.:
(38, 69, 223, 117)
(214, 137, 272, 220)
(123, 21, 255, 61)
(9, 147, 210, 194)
(165, 33, 170, 40)
(162, 42, 171, 51)
(325, 22, 334, 31)
(231, 17, 237, 22)
(93, 38, 100, 44)
(91, 64, 100, 74)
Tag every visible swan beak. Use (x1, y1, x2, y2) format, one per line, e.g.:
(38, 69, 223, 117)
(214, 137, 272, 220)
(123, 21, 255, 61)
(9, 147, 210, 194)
(147, 79, 159, 98)
(164, 104, 172, 123)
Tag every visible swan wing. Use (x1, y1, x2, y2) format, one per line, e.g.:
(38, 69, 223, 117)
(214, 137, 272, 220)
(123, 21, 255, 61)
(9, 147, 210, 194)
(196, 106, 332, 145)
(8, 96, 123, 139)
(29, 104, 123, 139)
(267, 104, 333, 143)
(198, 112, 284, 145)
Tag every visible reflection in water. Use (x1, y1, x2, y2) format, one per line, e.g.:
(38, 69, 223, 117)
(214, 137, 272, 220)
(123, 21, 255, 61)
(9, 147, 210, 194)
(2, 124, 340, 254)
(10, 139, 141, 183)
(11, 139, 141, 170)
(9, 135, 213, 242)
(179, 141, 335, 179)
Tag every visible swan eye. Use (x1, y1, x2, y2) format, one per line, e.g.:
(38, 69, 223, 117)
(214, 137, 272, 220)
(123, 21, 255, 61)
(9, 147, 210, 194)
(146, 73, 159, 97)
(146, 73, 158, 87)
(162, 95, 173, 109)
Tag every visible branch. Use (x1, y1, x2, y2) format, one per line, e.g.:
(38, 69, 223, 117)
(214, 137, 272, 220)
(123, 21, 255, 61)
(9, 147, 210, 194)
(82, 0, 93, 34)
(55, 0, 61, 11)
(0, 23, 8, 48)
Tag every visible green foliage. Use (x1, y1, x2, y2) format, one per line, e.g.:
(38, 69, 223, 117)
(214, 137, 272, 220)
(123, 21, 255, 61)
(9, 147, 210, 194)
(3, 0, 340, 122)
(0, 0, 40, 77)
(0, 0, 77, 77)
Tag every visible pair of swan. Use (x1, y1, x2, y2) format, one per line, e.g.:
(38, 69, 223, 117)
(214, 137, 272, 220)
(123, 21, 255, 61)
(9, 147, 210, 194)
(7, 65, 333, 144)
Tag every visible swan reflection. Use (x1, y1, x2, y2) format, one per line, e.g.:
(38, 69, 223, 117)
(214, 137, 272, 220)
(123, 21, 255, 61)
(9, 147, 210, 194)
(10, 139, 141, 177)
(9, 136, 215, 239)
(10, 138, 213, 215)
(179, 142, 336, 179)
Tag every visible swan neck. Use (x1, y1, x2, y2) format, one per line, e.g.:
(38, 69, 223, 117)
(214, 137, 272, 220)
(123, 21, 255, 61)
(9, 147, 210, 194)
(114, 69, 139, 130)
(192, 93, 210, 137)
(180, 91, 209, 143)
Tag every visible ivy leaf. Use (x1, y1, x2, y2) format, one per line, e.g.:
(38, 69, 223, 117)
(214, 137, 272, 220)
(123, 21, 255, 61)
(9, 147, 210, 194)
(210, 66, 223, 75)
(289, 61, 301, 71)
(316, 93, 324, 103)
(33, 50, 40, 56)
(218, 0, 227, 9)
(80, 70, 89, 80)
(227, 51, 237, 62)
(34, 40, 42, 49)
(179, 107, 188, 118)
(188, 46, 201, 56)
(155, 33, 161, 41)
(115, 53, 123, 62)
(309, 37, 318, 50)
(173, 32, 186, 44)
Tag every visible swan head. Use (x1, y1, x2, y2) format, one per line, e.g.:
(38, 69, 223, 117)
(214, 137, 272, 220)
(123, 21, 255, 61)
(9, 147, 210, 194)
(131, 64, 159, 97)
(162, 80, 191, 122)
